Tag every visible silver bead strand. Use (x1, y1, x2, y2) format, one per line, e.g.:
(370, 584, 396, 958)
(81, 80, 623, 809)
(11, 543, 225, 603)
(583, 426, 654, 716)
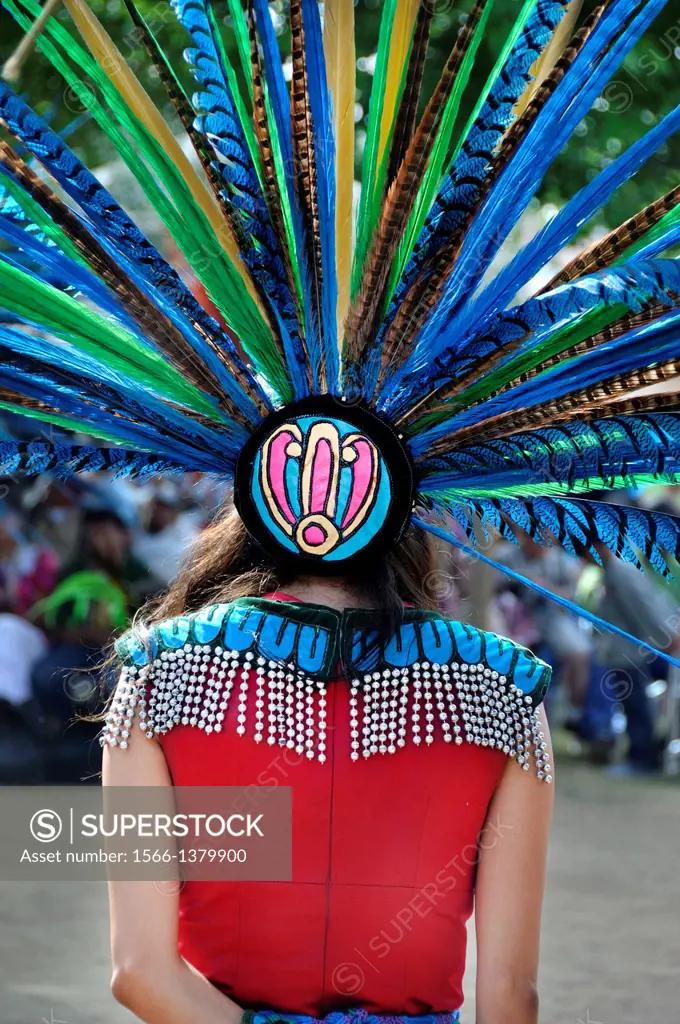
(520, 693, 535, 771)
(479, 666, 495, 748)
(284, 668, 297, 749)
(411, 663, 422, 746)
(361, 673, 373, 758)
(455, 663, 472, 744)
(387, 668, 400, 754)
(305, 679, 316, 759)
(215, 652, 238, 733)
(266, 661, 279, 745)
(145, 657, 163, 735)
(369, 672, 381, 755)
(485, 670, 503, 752)
(349, 681, 360, 761)
(422, 663, 435, 745)
(432, 664, 452, 743)
(201, 647, 222, 734)
(294, 672, 307, 754)
(317, 682, 327, 763)
(397, 668, 409, 748)
(253, 658, 266, 743)
(102, 665, 139, 747)
(169, 648, 188, 727)
(180, 645, 196, 725)
(530, 705, 553, 781)
(442, 663, 463, 744)
(191, 645, 211, 728)
(378, 669, 391, 754)
(276, 667, 288, 745)
(162, 653, 179, 732)
(236, 653, 252, 737)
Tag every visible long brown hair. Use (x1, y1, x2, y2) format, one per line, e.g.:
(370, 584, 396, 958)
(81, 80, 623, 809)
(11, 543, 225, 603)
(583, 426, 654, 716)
(137, 506, 439, 629)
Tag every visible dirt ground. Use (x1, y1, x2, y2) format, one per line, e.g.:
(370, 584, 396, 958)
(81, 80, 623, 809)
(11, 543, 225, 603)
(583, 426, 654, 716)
(1, 762, 679, 1024)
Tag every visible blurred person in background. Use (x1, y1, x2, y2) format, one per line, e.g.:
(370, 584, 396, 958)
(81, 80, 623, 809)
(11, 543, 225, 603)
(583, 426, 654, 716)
(133, 484, 202, 586)
(494, 531, 592, 719)
(0, 513, 54, 709)
(23, 478, 83, 564)
(30, 508, 159, 729)
(576, 543, 679, 775)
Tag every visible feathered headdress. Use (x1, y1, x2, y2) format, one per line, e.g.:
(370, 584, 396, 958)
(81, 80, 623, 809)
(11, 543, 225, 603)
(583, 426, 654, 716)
(2, 0, 680, 661)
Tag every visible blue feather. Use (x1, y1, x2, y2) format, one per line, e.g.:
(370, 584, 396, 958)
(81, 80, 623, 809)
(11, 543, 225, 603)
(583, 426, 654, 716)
(0, 358, 241, 471)
(425, 494, 680, 581)
(173, 0, 302, 368)
(0, 442, 190, 479)
(387, 0, 569, 322)
(470, 101, 680, 333)
(0, 325, 246, 467)
(417, 516, 680, 670)
(419, 414, 680, 495)
(0, 213, 141, 327)
(422, 0, 657, 340)
(395, 1, 671, 392)
(629, 223, 680, 263)
(300, 0, 339, 392)
(410, 303, 680, 455)
(399, 258, 680, 402)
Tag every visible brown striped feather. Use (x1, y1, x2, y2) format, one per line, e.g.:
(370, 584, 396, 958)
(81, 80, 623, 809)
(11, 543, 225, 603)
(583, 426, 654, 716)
(245, 0, 310, 386)
(289, 0, 326, 388)
(384, 3, 433, 191)
(541, 184, 680, 292)
(345, 0, 491, 368)
(423, 359, 680, 457)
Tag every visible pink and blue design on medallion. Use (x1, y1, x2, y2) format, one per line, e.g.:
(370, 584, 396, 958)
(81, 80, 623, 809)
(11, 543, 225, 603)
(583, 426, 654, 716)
(251, 414, 393, 561)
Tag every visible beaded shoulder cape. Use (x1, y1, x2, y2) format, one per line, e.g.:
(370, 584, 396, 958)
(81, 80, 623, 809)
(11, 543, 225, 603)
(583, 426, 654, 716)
(103, 598, 553, 781)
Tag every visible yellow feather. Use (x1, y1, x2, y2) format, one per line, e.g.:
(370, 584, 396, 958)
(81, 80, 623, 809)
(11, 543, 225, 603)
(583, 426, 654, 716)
(61, 0, 264, 312)
(324, 0, 355, 338)
(376, 0, 420, 170)
(514, 0, 584, 116)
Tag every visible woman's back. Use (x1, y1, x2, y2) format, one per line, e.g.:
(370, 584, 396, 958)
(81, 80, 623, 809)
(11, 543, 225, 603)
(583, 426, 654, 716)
(105, 587, 552, 1017)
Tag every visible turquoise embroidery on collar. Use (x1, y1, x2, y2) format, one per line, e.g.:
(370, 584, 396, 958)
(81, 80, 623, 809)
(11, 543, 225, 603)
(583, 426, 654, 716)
(116, 598, 551, 708)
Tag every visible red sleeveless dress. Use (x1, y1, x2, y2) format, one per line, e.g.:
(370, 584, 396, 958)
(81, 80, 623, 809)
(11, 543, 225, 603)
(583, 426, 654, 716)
(156, 594, 509, 1016)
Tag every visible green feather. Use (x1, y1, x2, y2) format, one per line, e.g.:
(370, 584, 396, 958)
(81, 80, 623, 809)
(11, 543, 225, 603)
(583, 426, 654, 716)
(0, 259, 224, 420)
(225, 0, 255, 103)
(422, 469, 680, 503)
(352, 0, 400, 298)
(388, 0, 496, 301)
(618, 203, 680, 262)
(0, 399, 142, 446)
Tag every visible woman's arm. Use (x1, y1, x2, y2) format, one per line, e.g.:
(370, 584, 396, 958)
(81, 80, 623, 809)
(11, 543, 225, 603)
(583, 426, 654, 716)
(474, 707, 554, 1024)
(104, 706, 243, 1024)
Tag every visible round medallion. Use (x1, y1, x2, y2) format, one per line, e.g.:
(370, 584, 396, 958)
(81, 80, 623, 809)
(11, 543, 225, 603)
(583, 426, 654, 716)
(234, 397, 415, 570)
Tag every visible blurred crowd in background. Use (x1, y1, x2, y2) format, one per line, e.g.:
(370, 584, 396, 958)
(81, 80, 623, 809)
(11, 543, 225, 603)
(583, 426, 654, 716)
(0, 412, 679, 785)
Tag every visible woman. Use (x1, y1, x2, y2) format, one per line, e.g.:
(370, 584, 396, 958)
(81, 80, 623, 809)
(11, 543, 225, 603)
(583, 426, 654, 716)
(103, 508, 553, 1024)
(2, 1, 678, 1021)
